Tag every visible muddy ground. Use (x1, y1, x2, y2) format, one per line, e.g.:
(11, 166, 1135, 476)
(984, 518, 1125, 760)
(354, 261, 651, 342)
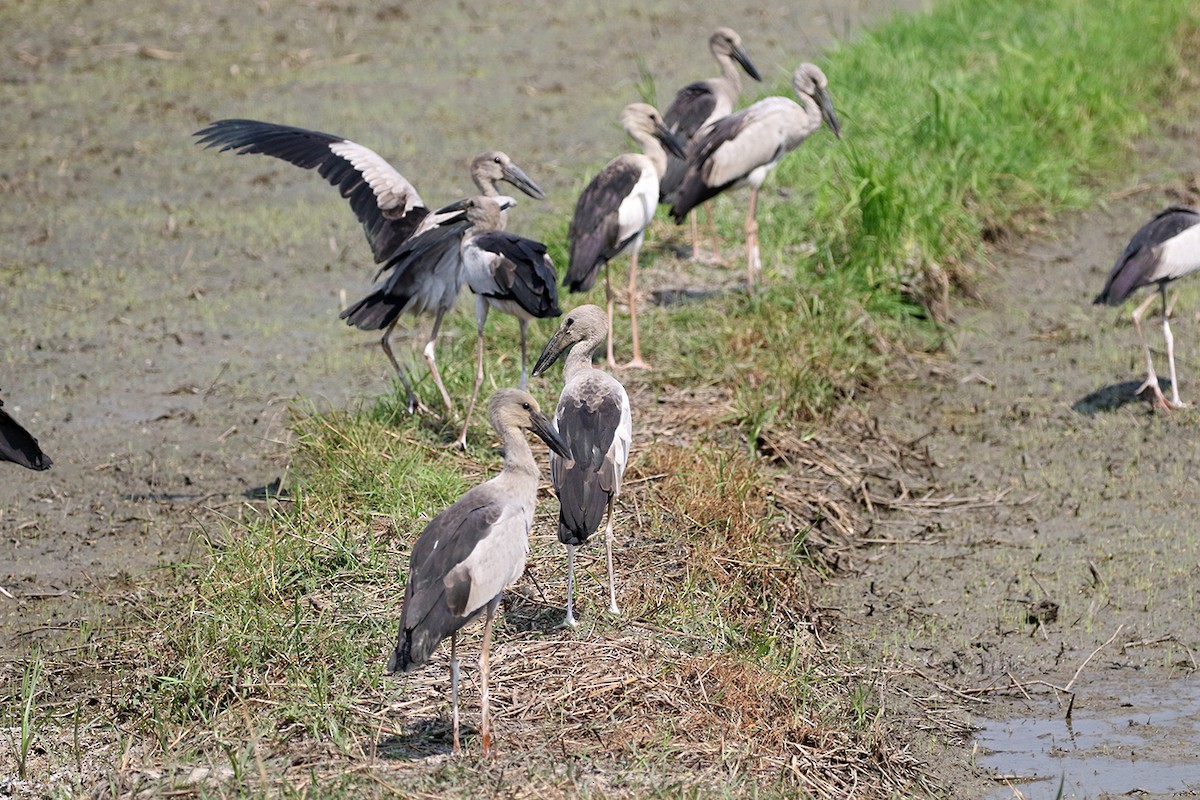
(3, 0, 1199, 797)
(829, 100, 1200, 796)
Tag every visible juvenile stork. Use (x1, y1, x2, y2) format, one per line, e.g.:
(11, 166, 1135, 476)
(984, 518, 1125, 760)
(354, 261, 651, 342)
(567, 103, 685, 369)
(0, 393, 52, 471)
(668, 63, 841, 289)
(659, 27, 762, 262)
(1094, 205, 1200, 410)
(445, 196, 561, 448)
(386, 389, 569, 756)
(194, 119, 545, 412)
(532, 305, 632, 627)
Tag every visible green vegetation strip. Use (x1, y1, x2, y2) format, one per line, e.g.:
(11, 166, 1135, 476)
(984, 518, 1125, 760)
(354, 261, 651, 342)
(12, 0, 1200, 795)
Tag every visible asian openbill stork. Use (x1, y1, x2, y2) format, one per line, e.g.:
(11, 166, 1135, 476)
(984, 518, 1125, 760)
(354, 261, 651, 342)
(532, 305, 632, 626)
(566, 103, 685, 369)
(1094, 205, 1200, 410)
(386, 389, 569, 756)
(194, 119, 544, 412)
(437, 196, 561, 448)
(667, 63, 841, 290)
(0, 393, 52, 471)
(659, 27, 761, 262)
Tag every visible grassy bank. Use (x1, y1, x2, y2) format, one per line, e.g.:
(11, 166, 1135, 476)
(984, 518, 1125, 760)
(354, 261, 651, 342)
(6, 0, 1200, 797)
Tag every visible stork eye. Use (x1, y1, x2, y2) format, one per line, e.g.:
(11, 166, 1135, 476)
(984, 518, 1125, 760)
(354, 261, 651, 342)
(565, 318, 574, 327)
(494, 156, 502, 164)
(522, 402, 531, 410)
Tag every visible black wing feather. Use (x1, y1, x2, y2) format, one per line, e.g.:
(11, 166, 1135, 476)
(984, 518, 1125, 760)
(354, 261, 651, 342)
(473, 232, 562, 318)
(0, 398, 51, 471)
(1095, 206, 1200, 305)
(660, 81, 718, 199)
(553, 390, 623, 545)
(194, 118, 429, 262)
(667, 112, 750, 222)
(567, 161, 642, 291)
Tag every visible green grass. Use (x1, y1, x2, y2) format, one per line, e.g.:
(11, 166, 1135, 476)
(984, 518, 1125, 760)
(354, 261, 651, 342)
(7, 0, 1200, 796)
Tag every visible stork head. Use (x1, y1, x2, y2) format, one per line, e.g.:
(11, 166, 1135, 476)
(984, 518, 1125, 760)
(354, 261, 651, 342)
(472, 151, 546, 201)
(793, 63, 841, 139)
(434, 195, 515, 232)
(710, 27, 761, 82)
(620, 103, 687, 159)
(488, 389, 570, 458)
(532, 304, 608, 377)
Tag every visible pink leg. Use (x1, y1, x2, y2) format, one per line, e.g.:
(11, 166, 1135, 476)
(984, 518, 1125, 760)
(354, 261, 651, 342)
(1131, 291, 1170, 410)
(380, 319, 429, 415)
(454, 298, 488, 448)
(623, 246, 650, 370)
(605, 264, 617, 369)
(450, 631, 461, 755)
(479, 599, 499, 757)
(745, 187, 760, 291)
(423, 310, 454, 415)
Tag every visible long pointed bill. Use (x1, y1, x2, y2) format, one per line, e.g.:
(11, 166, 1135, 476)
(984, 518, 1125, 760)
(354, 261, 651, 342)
(655, 123, 687, 159)
(503, 163, 546, 201)
(531, 327, 569, 377)
(817, 86, 841, 139)
(733, 47, 762, 82)
(529, 408, 571, 458)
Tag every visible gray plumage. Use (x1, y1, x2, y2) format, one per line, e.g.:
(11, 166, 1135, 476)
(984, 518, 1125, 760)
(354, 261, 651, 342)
(387, 388, 569, 755)
(532, 305, 632, 625)
(446, 196, 562, 447)
(195, 119, 545, 413)
(566, 104, 685, 369)
(0, 393, 51, 471)
(1093, 205, 1200, 409)
(667, 63, 841, 289)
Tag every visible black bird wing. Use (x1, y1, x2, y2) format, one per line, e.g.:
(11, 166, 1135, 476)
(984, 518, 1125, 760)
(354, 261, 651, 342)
(667, 110, 757, 222)
(660, 81, 718, 199)
(1094, 206, 1200, 305)
(194, 118, 430, 262)
(471, 232, 561, 318)
(0, 397, 51, 471)
(552, 377, 627, 545)
(566, 160, 642, 292)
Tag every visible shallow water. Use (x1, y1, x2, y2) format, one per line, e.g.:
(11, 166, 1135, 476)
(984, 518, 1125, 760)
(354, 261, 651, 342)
(976, 678, 1200, 799)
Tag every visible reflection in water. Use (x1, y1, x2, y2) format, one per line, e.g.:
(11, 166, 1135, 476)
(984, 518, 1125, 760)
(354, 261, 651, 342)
(975, 680, 1200, 799)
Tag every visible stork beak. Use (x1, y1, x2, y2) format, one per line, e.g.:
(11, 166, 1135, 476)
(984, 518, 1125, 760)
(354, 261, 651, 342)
(816, 86, 841, 139)
(655, 123, 687, 160)
(502, 162, 546, 201)
(531, 326, 569, 377)
(529, 407, 570, 458)
(733, 46, 761, 82)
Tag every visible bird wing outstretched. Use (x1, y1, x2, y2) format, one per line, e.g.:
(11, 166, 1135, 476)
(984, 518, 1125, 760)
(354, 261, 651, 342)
(194, 119, 429, 262)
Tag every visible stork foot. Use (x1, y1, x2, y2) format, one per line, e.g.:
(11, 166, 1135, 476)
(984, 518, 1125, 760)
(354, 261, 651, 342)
(556, 614, 579, 630)
(619, 358, 651, 371)
(689, 248, 727, 266)
(1135, 378, 1186, 411)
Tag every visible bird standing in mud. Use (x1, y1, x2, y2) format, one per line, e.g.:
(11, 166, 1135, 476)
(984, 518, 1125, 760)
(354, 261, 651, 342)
(532, 305, 632, 627)
(1094, 205, 1200, 410)
(194, 119, 546, 413)
(667, 63, 841, 290)
(386, 389, 569, 756)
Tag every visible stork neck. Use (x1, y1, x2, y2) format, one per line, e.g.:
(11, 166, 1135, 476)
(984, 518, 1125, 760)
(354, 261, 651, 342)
(632, 132, 670, 179)
(716, 53, 742, 96)
(562, 335, 605, 382)
(499, 429, 540, 479)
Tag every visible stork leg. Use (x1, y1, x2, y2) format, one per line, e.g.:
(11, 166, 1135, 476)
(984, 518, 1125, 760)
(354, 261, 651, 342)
(455, 298, 489, 449)
(745, 186, 761, 291)
(604, 263, 617, 369)
(704, 202, 723, 264)
(604, 497, 620, 615)
(479, 596, 500, 757)
(423, 309, 454, 415)
(561, 544, 579, 628)
(689, 208, 702, 261)
(380, 319, 430, 415)
(518, 318, 530, 391)
(1160, 285, 1187, 409)
(624, 245, 650, 370)
(1131, 290, 1170, 410)
(450, 631, 461, 755)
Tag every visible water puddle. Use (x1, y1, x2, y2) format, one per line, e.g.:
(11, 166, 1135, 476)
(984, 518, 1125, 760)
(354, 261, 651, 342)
(975, 678, 1200, 799)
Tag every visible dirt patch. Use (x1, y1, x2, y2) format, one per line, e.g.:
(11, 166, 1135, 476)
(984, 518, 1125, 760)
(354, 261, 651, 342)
(823, 94, 1200, 795)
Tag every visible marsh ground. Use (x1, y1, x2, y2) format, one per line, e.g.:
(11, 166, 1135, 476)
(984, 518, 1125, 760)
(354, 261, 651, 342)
(3, 0, 1199, 797)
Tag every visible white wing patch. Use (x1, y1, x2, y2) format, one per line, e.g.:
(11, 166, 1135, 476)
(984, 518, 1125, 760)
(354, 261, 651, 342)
(1155, 222, 1200, 281)
(329, 139, 424, 213)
